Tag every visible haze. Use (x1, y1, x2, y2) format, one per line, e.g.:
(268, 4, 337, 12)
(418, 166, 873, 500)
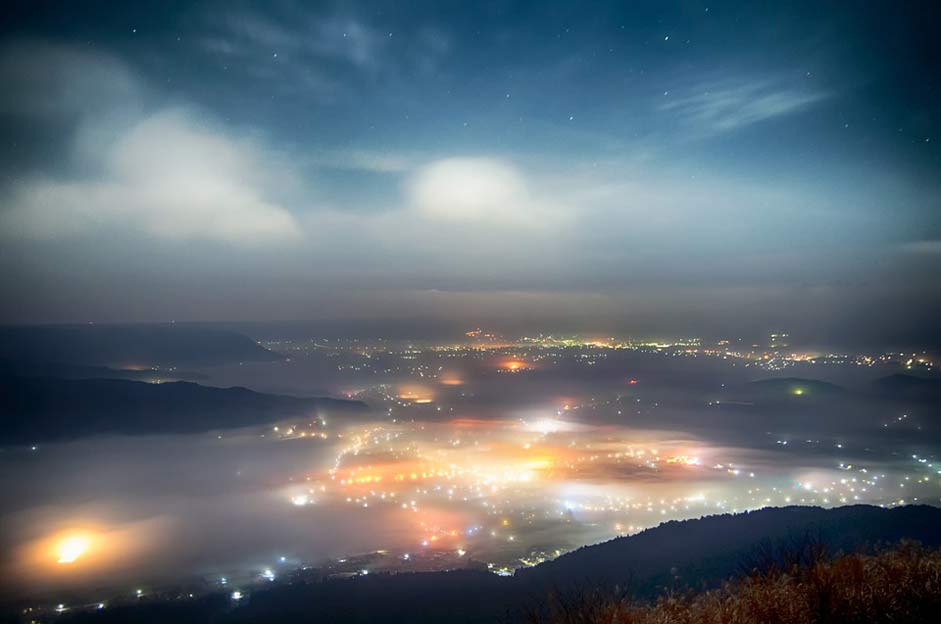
(0, 1, 939, 348)
(1, 1, 940, 618)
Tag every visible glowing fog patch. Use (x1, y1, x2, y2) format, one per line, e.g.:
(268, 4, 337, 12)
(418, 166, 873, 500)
(521, 418, 580, 434)
(56, 536, 89, 564)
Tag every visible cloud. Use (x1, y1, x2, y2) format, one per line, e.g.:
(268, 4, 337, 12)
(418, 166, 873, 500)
(310, 149, 417, 173)
(0, 41, 142, 120)
(5, 111, 302, 244)
(207, 11, 388, 71)
(660, 78, 828, 135)
(198, 7, 451, 98)
(407, 157, 567, 228)
(0, 44, 302, 246)
(900, 240, 941, 254)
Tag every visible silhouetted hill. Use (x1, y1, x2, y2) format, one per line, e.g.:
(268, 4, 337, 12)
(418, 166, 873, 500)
(744, 377, 846, 398)
(0, 324, 279, 367)
(43, 505, 941, 624)
(0, 359, 207, 382)
(0, 376, 366, 444)
(871, 373, 941, 402)
(516, 505, 941, 595)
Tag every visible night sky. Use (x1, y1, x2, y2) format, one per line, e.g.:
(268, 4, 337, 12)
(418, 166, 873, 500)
(1, 1, 938, 346)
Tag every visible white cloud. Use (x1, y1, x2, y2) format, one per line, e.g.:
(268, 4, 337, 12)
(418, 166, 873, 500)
(661, 78, 828, 135)
(210, 11, 387, 71)
(900, 240, 941, 254)
(407, 157, 567, 228)
(4, 110, 301, 244)
(0, 44, 302, 246)
(199, 8, 451, 95)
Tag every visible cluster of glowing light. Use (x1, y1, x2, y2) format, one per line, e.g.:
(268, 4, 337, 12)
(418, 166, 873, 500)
(396, 385, 435, 403)
(666, 455, 701, 466)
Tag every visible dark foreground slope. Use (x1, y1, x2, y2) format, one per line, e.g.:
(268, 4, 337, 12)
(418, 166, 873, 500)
(527, 544, 941, 624)
(43, 505, 941, 624)
(0, 376, 366, 444)
(515, 504, 941, 595)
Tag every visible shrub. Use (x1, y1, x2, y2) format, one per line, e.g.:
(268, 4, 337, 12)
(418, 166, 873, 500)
(527, 542, 941, 624)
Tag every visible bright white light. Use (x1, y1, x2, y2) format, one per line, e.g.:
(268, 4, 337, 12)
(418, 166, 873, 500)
(524, 418, 573, 434)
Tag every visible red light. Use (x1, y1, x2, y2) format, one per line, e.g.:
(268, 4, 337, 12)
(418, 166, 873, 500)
(628, 379, 638, 385)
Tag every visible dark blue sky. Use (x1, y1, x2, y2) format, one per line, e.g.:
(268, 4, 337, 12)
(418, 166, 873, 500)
(0, 1, 938, 346)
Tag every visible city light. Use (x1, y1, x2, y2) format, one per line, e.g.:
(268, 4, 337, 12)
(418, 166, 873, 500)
(56, 536, 89, 564)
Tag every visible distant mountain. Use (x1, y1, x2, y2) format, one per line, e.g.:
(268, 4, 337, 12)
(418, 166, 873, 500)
(871, 373, 941, 402)
(0, 376, 366, 445)
(744, 377, 846, 398)
(0, 324, 279, 367)
(0, 359, 207, 382)
(46, 505, 941, 624)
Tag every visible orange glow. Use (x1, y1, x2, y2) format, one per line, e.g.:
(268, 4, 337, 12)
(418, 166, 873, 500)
(397, 385, 435, 403)
(439, 372, 464, 386)
(56, 535, 90, 564)
(11, 518, 174, 590)
(499, 360, 531, 372)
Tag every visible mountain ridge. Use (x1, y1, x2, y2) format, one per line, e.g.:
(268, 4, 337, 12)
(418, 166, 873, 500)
(0, 375, 366, 444)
